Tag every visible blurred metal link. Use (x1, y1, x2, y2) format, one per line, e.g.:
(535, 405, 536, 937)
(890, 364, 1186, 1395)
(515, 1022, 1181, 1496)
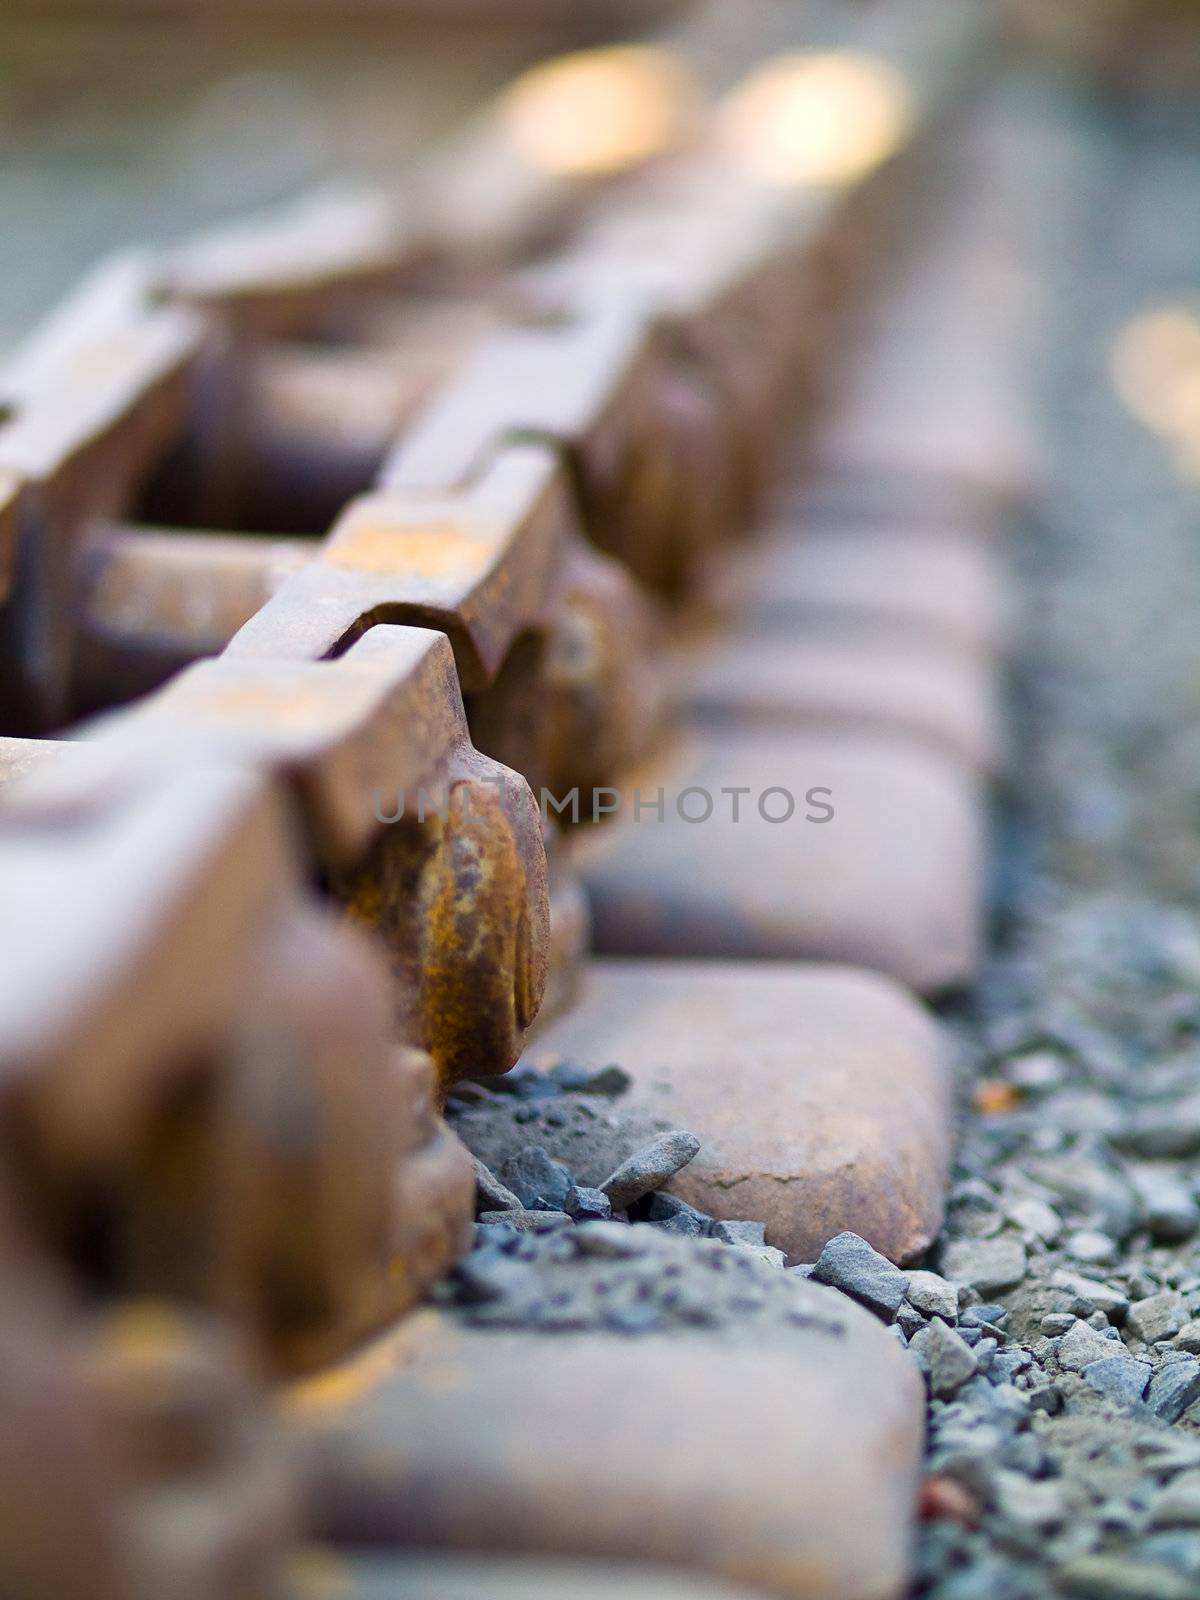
(0, 760, 474, 1361)
(74, 1301, 298, 1600)
(0, 0, 987, 1270)
(0, 1253, 299, 1600)
(0, 258, 204, 733)
(0, 1, 987, 1107)
(0, 6, 995, 1587)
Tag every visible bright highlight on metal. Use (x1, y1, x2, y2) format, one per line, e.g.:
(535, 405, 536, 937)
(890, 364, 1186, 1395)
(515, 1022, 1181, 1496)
(716, 51, 915, 188)
(498, 45, 695, 179)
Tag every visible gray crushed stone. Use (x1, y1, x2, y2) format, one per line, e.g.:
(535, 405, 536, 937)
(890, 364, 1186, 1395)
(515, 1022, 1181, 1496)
(435, 1221, 856, 1343)
(913, 79, 1200, 1600)
(600, 1131, 702, 1211)
(812, 1231, 909, 1322)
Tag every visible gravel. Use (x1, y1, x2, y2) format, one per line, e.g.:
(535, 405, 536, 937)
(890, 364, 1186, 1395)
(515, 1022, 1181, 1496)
(908, 1270, 961, 1322)
(1083, 1357, 1152, 1407)
(1148, 1473, 1200, 1528)
(477, 1209, 571, 1234)
(925, 1319, 980, 1399)
(547, 1060, 632, 1096)
(1127, 1294, 1187, 1348)
(812, 1231, 909, 1321)
(712, 1219, 768, 1248)
(1057, 1319, 1123, 1372)
(1147, 1362, 1200, 1426)
(498, 1147, 574, 1211)
(455, 1086, 777, 1268)
(599, 1131, 702, 1210)
(473, 1157, 523, 1213)
(940, 1238, 1029, 1298)
(564, 1185, 613, 1222)
(435, 1221, 855, 1341)
(911, 79, 1200, 1598)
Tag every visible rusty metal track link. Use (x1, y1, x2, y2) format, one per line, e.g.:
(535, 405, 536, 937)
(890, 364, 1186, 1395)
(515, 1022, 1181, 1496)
(0, 8, 987, 1594)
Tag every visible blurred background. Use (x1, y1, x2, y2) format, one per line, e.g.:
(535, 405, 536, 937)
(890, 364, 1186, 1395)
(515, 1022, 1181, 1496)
(1, 0, 1198, 354)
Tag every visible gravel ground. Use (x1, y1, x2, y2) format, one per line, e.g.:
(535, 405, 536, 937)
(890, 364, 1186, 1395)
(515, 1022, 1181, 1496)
(911, 86, 1200, 1600)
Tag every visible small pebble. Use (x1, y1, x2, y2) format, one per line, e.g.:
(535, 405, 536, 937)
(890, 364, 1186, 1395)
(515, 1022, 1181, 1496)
(570, 1222, 647, 1259)
(564, 1185, 613, 1223)
(812, 1231, 909, 1321)
(1008, 1195, 1063, 1244)
(498, 1146, 574, 1211)
(925, 1316, 979, 1398)
(473, 1157, 523, 1213)
(642, 1192, 712, 1234)
(600, 1131, 702, 1210)
(711, 1219, 768, 1247)
(907, 1269, 960, 1322)
(1128, 1292, 1187, 1346)
(1083, 1355, 1152, 1407)
(1042, 1312, 1077, 1337)
(1148, 1472, 1200, 1530)
(478, 1209, 572, 1234)
(1055, 1553, 1194, 1600)
(961, 1303, 1008, 1329)
(1147, 1358, 1200, 1424)
(991, 1468, 1068, 1531)
(1067, 1230, 1119, 1266)
(1057, 1318, 1122, 1372)
(1051, 1269, 1130, 1323)
(940, 1237, 1028, 1296)
(547, 1060, 632, 1096)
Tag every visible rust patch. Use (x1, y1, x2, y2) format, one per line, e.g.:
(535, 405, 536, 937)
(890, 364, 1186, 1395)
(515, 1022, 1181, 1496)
(195, 682, 342, 727)
(972, 1079, 1022, 1116)
(326, 520, 493, 579)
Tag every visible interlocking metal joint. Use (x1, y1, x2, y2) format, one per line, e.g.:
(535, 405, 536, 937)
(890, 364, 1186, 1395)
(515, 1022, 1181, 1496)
(0, 10, 988, 1582)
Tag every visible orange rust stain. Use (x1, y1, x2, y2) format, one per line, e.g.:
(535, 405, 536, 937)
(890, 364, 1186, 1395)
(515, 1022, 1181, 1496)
(282, 1313, 445, 1419)
(196, 683, 338, 725)
(283, 1339, 398, 1417)
(972, 1079, 1021, 1116)
(920, 1474, 979, 1527)
(326, 520, 492, 579)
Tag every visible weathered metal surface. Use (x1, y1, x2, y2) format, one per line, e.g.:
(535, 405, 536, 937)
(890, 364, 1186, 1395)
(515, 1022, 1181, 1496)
(74, 524, 311, 709)
(0, 1255, 134, 1600)
(70, 626, 553, 1086)
(153, 184, 428, 340)
(0, 4, 999, 1590)
(283, 1553, 766, 1600)
(227, 445, 660, 794)
(677, 627, 1004, 772)
(525, 959, 952, 1263)
(283, 1292, 925, 1600)
(0, 732, 65, 786)
(0, 760, 474, 1360)
(0, 259, 205, 730)
(382, 304, 727, 594)
(573, 727, 986, 994)
(0, 1265, 300, 1598)
(0, 765, 299, 1144)
(74, 1301, 298, 1596)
